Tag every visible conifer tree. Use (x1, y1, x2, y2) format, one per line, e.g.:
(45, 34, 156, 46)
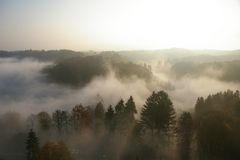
(105, 105, 115, 133)
(125, 96, 137, 123)
(26, 129, 39, 160)
(140, 91, 176, 135)
(176, 112, 193, 160)
(94, 102, 105, 133)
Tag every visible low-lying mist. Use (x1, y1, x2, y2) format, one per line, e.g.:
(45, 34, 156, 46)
(1, 51, 240, 160)
(0, 56, 239, 116)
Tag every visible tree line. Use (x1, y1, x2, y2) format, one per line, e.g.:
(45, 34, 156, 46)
(10, 90, 240, 160)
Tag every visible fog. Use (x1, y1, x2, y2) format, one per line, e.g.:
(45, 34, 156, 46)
(0, 57, 239, 116)
(1, 55, 240, 160)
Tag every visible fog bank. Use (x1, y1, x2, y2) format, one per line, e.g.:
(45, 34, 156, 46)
(0, 57, 239, 116)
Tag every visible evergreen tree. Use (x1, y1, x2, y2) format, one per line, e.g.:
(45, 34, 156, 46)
(195, 97, 205, 117)
(71, 105, 84, 131)
(176, 112, 193, 160)
(114, 99, 127, 134)
(105, 105, 115, 133)
(52, 110, 69, 133)
(26, 129, 39, 160)
(115, 99, 125, 115)
(94, 102, 105, 120)
(140, 91, 176, 136)
(125, 96, 137, 123)
(94, 102, 105, 133)
(194, 90, 240, 160)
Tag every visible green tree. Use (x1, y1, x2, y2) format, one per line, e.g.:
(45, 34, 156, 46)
(26, 129, 39, 160)
(176, 112, 193, 160)
(140, 91, 176, 136)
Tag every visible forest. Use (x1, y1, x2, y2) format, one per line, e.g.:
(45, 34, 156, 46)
(0, 49, 240, 160)
(1, 0, 240, 159)
(1, 89, 240, 160)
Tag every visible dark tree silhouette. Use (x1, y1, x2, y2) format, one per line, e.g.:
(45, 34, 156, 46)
(115, 99, 125, 115)
(125, 96, 137, 123)
(196, 112, 236, 160)
(176, 112, 193, 160)
(94, 102, 105, 120)
(195, 97, 204, 116)
(140, 91, 176, 136)
(52, 110, 69, 133)
(105, 105, 115, 133)
(71, 104, 92, 132)
(114, 99, 129, 134)
(195, 90, 240, 160)
(71, 105, 84, 131)
(7, 89, 240, 160)
(195, 90, 240, 116)
(119, 96, 138, 137)
(94, 102, 105, 134)
(26, 129, 39, 160)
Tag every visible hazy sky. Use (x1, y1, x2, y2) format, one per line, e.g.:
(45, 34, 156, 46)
(0, 0, 240, 51)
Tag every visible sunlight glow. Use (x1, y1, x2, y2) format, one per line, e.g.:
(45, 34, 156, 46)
(0, 0, 240, 50)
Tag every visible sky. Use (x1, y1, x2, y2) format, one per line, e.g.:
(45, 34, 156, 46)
(0, 0, 240, 51)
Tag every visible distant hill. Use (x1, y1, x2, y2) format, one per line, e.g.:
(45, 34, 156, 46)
(116, 49, 240, 63)
(43, 53, 153, 87)
(171, 60, 240, 82)
(0, 50, 84, 62)
(1, 48, 240, 63)
(1, 49, 240, 85)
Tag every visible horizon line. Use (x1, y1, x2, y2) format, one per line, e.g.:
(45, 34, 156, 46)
(1, 47, 240, 53)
